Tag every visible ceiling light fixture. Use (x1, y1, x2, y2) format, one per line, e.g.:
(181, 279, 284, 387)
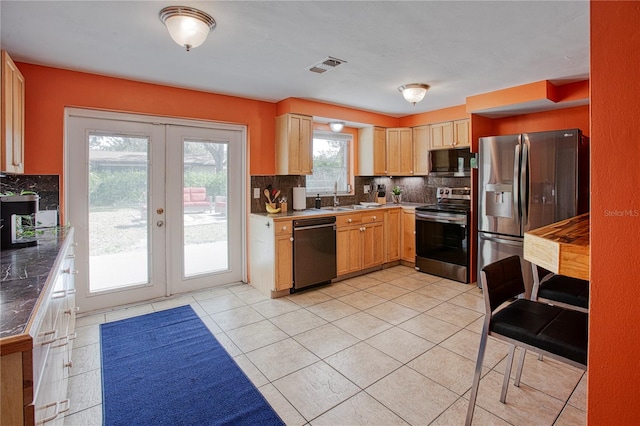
(159, 6, 216, 51)
(398, 83, 431, 105)
(329, 121, 345, 132)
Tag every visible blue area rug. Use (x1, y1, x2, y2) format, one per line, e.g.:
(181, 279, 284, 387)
(100, 305, 284, 426)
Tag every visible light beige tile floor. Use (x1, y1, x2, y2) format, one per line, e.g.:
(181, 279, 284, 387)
(63, 265, 586, 426)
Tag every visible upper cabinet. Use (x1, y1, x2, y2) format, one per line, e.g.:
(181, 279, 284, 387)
(357, 126, 387, 176)
(1, 50, 25, 174)
(429, 119, 470, 150)
(275, 113, 313, 175)
(412, 125, 430, 176)
(386, 127, 413, 176)
(358, 126, 414, 176)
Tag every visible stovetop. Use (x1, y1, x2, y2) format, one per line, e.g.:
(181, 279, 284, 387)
(416, 187, 471, 214)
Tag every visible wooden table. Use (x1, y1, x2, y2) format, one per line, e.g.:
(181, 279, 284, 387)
(523, 213, 590, 280)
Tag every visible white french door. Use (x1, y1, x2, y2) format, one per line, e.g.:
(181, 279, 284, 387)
(66, 109, 245, 312)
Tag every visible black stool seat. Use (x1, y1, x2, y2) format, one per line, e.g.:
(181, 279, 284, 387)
(491, 299, 588, 365)
(538, 275, 589, 309)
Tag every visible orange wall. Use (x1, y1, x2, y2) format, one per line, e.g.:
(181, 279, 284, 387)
(588, 2, 640, 424)
(18, 63, 277, 179)
(277, 98, 399, 128)
(399, 104, 469, 127)
(491, 105, 590, 137)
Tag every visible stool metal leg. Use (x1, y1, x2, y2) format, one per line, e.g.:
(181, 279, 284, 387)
(466, 321, 490, 426)
(514, 347, 526, 387)
(500, 345, 516, 403)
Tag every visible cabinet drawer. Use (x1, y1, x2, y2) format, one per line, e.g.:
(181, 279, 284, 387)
(274, 220, 293, 236)
(337, 214, 362, 227)
(361, 212, 383, 223)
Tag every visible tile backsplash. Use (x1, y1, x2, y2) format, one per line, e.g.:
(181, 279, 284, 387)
(0, 174, 60, 211)
(250, 175, 471, 213)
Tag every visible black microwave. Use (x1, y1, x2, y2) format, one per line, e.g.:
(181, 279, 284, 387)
(429, 148, 475, 176)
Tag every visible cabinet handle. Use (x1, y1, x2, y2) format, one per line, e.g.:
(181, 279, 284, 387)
(41, 399, 70, 423)
(348, 218, 352, 223)
(373, 216, 377, 220)
(40, 330, 58, 345)
(64, 306, 80, 315)
(282, 225, 287, 231)
(51, 290, 66, 299)
(64, 360, 73, 370)
(289, 237, 293, 242)
(66, 254, 76, 259)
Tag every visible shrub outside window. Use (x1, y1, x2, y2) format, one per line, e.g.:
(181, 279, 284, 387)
(306, 131, 352, 196)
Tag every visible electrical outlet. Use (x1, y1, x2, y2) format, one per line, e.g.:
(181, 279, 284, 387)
(253, 188, 260, 199)
(364, 185, 370, 194)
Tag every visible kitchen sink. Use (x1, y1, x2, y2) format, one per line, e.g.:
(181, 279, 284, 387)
(320, 204, 377, 211)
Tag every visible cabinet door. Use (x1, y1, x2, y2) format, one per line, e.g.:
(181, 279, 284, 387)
(275, 113, 313, 175)
(275, 234, 293, 290)
(401, 210, 416, 262)
(386, 128, 413, 175)
(362, 222, 384, 269)
(413, 125, 430, 175)
(385, 209, 401, 262)
(337, 225, 362, 275)
(453, 119, 470, 148)
(429, 121, 454, 150)
(1, 50, 25, 174)
(372, 127, 387, 175)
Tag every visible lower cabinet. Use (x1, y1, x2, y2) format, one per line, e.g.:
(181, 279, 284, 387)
(0, 229, 77, 426)
(250, 216, 293, 296)
(336, 212, 384, 276)
(385, 208, 401, 262)
(401, 209, 416, 263)
(274, 221, 294, 291)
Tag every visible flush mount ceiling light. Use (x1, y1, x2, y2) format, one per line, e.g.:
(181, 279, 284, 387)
(329, 121, 345, 132)
(159, 6, 216, 51)
(398, 83, 431, 105)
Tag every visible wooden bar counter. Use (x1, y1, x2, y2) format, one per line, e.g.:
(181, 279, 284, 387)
(523, 213, 590, 280)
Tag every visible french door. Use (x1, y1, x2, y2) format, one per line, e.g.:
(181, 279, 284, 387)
(66, 109, 245, 312)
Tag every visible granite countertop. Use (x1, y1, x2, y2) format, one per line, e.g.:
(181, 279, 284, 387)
(252, 202, 424, 219)
(0, 227, 70, 339)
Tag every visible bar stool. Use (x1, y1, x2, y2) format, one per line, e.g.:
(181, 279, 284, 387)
(466, 255, 588, 426)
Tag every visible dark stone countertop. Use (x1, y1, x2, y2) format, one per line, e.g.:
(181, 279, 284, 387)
(1, 227, 70, 339)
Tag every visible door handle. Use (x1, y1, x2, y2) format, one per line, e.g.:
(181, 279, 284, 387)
(157, 220, 164, 227)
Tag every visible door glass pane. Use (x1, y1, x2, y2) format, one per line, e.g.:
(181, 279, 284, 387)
(88, 133, 149, 291)
(183, 140, 228, 277)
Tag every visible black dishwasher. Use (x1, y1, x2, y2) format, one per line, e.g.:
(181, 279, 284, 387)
(292, 216, 337, 291)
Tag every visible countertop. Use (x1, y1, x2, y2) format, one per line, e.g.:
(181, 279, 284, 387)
(524, 213, 590, 281)
(251, 202, 424, 219)
(0, 227, 71, 339)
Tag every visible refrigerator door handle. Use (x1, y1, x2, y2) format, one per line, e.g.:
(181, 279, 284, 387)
(480, 234, 523, 247)
(513, 143, 521, 230)
(521, 139, 530, 228)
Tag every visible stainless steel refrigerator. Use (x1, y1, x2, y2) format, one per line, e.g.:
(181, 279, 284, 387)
(477, 129, 589, 296)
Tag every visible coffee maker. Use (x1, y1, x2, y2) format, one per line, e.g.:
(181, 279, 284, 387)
(0, 194, 39, 250)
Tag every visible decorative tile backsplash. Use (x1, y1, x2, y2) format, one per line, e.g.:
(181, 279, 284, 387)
(250, 175, 471, 213)
(0, 174, 60, 211)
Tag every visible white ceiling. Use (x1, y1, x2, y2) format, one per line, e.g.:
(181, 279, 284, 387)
(0, 1, 590, 118)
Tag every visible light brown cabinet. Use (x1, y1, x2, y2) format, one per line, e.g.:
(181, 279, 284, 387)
(336, 212, 384, 276)
(401, 209, 416, 263)
(275, 113, 313, 175)
(1, 50, 25, 174)
(249, 216, 294, 296)
(0, 230, 76, 426)
(429, 119, 470, 150)
(453, 119, 470, 148)
(274, 220, 294, 291)
(385, 208, 401, 262)
(386, 127, 413, 175)
(412, 125, 430, 175)
(361, 213, 385, 269)
(357, 126, 386, 176)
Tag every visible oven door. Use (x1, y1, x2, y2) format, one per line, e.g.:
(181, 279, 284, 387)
(415, 211, 469, 283)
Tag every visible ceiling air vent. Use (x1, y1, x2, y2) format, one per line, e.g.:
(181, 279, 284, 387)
(308, 56, 347, 74)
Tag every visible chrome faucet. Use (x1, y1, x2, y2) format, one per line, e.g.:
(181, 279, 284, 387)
(333, 181, 340, 207)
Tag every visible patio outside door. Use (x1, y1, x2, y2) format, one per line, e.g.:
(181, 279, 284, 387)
(67, 109, 245, 312)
